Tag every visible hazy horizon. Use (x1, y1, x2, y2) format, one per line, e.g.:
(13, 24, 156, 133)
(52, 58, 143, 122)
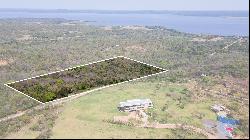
(0, 0, 248, 11)
(0, 8, 249, 12)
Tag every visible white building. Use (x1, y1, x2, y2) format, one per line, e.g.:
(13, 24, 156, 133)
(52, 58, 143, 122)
(118, 99, 153, 112)
(211, 104, 226, 112)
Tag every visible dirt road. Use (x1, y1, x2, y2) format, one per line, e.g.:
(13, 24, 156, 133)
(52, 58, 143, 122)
(143, 123, 217, 139)
(0, 91, 91, 123)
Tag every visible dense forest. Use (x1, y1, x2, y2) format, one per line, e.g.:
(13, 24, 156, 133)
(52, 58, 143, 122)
(8, 57, 164, 103)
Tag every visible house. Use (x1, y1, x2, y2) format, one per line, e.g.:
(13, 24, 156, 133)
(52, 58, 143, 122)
(211, 104, 231, 117)
(211, 104, 226, 112)
(209, 104, 239, 139)
(118, 99, 153, 112)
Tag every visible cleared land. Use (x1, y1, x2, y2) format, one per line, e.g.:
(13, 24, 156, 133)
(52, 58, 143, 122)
(5, 81, 211, 139)
(7, 57, 165, 103)
(2, 75, 248, 139)
(50, 81, 212, 139)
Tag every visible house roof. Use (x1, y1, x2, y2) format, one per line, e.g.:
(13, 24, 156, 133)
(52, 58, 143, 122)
(211, 104, 225, 112)
(119, 99, 152, 107)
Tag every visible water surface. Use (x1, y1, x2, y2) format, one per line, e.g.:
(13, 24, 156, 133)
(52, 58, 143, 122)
(0, 11, 248, 36)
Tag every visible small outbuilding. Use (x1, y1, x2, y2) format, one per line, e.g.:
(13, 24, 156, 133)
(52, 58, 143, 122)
(211, 104, 226, 112)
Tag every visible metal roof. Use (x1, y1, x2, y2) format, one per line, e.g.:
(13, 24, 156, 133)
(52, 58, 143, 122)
(119, 99, 152, 107)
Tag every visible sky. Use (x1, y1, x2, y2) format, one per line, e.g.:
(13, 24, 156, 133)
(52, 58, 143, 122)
(0, 0, 249, 11)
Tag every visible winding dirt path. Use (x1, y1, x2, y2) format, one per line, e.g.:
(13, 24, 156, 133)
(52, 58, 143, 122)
(142, 123, 217, 139)
(117, 111, 218, 139)
(210, 37, 243, 56)
(0, 110, 27, 123)
(0, 91, 91, 123)
(0, 105, 46, 123)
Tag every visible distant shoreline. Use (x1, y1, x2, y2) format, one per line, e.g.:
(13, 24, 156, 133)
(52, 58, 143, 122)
(0, 18, 248, 37)
(222, 16, 249, 19)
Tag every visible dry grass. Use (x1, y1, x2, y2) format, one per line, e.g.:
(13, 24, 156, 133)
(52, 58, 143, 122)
(50, 81, 210, 139)
(5, 117, 40, 139)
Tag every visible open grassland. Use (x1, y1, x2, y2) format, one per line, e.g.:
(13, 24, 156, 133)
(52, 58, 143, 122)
(50, 79, 247, 138)
(2, 78, 248, 138)
(50, 81, 214, 139)
(5, 80, 212, 139)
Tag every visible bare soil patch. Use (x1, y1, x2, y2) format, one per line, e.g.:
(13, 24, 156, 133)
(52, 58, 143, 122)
(16, 35, 32, 41)
(191, 37, 224, 42)
(122, 26, 152, 31)
(125, 45, 146, 53)
(0, 60, 8, 66)
(113, 112, 139, 123)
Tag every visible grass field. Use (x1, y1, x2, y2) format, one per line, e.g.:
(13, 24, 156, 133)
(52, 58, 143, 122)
(48, 80, 214, 139)
(4, 78, 248, 139)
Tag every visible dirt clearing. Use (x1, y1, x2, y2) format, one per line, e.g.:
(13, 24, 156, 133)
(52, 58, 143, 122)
(0, 60, 10, 66)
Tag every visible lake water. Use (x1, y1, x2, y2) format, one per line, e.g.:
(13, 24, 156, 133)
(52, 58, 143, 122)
(0, 12, 249, 36)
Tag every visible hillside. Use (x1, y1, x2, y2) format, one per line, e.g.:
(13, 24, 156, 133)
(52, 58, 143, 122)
(0, 18, 248, 138)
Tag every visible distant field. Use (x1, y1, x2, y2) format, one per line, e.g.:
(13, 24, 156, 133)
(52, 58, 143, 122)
(7, 57, 164, 103)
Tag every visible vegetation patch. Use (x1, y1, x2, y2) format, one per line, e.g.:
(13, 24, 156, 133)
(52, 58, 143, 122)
(7, 57, 165, 103)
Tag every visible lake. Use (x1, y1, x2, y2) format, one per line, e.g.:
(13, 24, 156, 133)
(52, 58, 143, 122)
(0, 11, 249, 36)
